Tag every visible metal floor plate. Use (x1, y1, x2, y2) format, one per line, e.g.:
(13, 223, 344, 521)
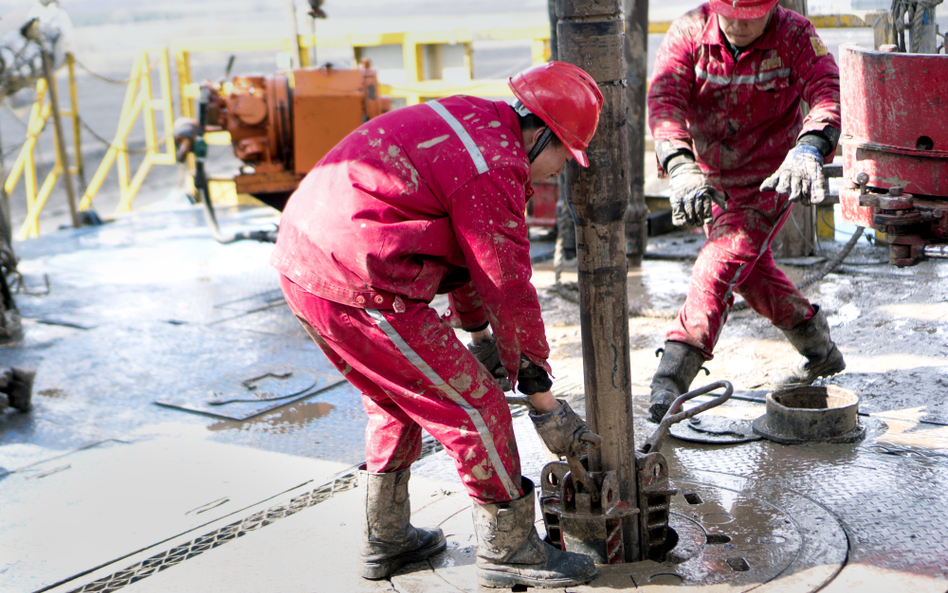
(415, 470, 846, 593)
(672, 440, 948, 580)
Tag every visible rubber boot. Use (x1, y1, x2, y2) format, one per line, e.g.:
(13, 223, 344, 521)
(773, 305, 846, 389)
(649, 341, 706, 423)
(472, 477, 597, 589)
(360, 466, 446, 580)
(0, 367, 34, 412)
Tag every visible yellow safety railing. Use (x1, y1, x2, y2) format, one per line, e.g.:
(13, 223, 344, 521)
(172, 24, 550, 118)
(8, 14, 880, 236)
(4, 54, 83, 240)
(78, 47, 176, 214)
(300, 26, 549, 105)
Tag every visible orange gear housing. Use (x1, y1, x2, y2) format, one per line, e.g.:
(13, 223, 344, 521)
(204, 62, 391, 210)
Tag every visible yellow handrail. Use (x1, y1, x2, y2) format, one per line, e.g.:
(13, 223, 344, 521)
(78, 48, 176, 214)
(3, 54, 82, 240)
(7, 14, 879, 236)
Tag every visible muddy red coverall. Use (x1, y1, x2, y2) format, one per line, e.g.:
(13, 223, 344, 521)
(648, 4, 841, 358)
(271, 95, 548, 504)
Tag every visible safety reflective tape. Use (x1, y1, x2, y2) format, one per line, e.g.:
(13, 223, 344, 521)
(426, 100, 489, 175)
(366, 309, 520, 499)
(695, 66, 791, 86)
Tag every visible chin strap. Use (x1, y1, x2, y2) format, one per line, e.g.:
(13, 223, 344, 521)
(527, 127, 555, 163)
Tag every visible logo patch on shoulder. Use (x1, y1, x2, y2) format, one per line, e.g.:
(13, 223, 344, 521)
(810, 37, 828, 56)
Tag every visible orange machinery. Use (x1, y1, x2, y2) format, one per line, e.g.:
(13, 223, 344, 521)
(176, 61, 391, 212)
(174, 60, 561, 240)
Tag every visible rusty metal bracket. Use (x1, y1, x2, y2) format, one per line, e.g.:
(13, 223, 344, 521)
(539, 460, 639, 565)
(635, 380, 733, 561)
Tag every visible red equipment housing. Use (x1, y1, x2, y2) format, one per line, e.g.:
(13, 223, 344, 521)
(204, 62, 391, 211)
(838, 44, 948, 266)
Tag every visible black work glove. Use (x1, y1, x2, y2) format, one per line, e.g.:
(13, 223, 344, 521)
(760, 143, 826, 205)
(530, 399, 603, 459)
(516, 355, 552, 395)
(668, 162, 727, 227)
(467, 338, 512, 391)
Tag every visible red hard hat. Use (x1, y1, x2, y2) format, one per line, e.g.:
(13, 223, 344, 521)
(508, 61, 603, 168)
(709, 0, 779, 19)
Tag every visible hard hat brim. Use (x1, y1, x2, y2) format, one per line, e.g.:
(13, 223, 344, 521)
(568, 146, 589, 168)
(709, 0, 779, 19)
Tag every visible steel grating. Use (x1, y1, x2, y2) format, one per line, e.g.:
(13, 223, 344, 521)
(671, 440, 948, 580)
(62, 471, 360, 593)
(54, 433, 433, 593)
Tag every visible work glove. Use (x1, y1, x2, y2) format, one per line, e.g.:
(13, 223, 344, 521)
(668, 162, 727, 227)
(530, 399, 604, 459)
(760, 143, 826, 205)
(516, 355, 552, 396)
(467, 338, 512, 391)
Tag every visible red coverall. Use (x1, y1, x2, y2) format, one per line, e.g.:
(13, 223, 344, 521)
(271, 95, 548, 504)
(648, 4, 841, 359)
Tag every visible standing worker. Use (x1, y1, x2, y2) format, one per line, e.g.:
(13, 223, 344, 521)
(646, 0, 845, 422)
(271, 62, 603, 589)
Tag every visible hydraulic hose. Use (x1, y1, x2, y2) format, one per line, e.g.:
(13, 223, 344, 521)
(188, 88, 278, 245)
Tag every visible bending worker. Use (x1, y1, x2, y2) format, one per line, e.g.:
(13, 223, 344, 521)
(271, 62, 603, 589)
(647, 0, 845, 422)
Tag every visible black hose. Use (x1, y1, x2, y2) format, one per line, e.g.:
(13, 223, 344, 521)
(550, 224, 867, 319)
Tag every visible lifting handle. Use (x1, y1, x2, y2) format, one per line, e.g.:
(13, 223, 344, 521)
(640, 380, 733, 455)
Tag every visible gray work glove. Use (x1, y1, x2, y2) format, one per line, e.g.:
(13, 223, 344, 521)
(668, 162, 727, 227)
(530, 399, 604, 459)
(467, 337, 511, 391)
(760, 143, 826, 205)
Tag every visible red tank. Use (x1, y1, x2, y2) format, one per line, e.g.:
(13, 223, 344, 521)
(838, 43, 948, 266)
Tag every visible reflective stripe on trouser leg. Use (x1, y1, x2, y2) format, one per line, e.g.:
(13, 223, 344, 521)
(667, 204, 808, 358)
(366, 309, 521, 501)
(278, 275, 521, 504)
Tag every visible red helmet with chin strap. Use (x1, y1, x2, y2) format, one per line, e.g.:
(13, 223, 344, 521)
(508, 61, 603, 168)
(709, 0, 779, 19)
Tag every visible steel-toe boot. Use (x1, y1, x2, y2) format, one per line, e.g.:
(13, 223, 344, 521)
(360, 466, 446, 580)
(773, 305, 846, 389)
(472, 477, 597, 589)
(649, 341, 706, 423)
(0, 367, 34, 412)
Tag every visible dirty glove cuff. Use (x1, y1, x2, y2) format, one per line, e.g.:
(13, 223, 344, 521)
(530, 399, 602, 459)
(792, 143, 823, 163)
(797, 133, 832, 157)
(516, 356, 552, 395)
(467, 338, 511, 391)
(665, 153, 696, 176)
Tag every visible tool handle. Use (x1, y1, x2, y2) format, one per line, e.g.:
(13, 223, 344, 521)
(640, 380, 733, 454)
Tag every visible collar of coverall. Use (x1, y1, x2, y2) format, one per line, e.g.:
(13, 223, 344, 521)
(699, 3, 780, 52)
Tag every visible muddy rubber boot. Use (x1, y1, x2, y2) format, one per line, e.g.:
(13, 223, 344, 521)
(0, 367, 34, 412)
(773, 305, 846, 389)
(360, 466, 446, 580)
(649, 341, 707, 423)
(472, 477, 597, 589)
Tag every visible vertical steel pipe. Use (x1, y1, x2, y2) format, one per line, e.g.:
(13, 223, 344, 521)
(555, 0, 639, 562)
(623, 0, 649, 267)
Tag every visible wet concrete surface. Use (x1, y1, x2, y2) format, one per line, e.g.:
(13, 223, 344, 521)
(2, 195, 948, 592)
(0, 202, 370, 473)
